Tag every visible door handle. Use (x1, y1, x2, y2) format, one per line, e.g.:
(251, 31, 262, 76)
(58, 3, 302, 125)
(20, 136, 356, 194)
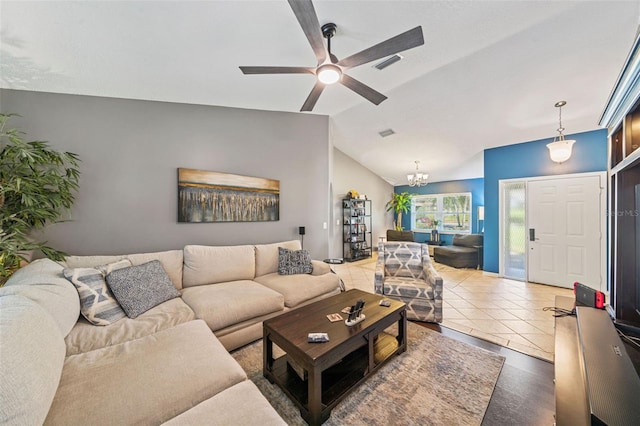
(529, 228, 535, 241)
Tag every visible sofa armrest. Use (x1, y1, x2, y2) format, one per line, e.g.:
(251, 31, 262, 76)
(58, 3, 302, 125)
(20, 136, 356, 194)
(310, 260, 330, 275)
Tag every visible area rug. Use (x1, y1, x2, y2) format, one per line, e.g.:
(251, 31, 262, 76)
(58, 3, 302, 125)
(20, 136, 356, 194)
(231, 322, 505, 425)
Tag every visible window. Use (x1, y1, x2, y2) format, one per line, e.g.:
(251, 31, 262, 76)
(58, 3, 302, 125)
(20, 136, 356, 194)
(412, 193, 472, 233)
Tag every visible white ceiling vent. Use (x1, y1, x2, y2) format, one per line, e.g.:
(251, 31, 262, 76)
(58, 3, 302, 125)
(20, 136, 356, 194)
(374, 54, 403, 70)
(378, 128, 396, 137)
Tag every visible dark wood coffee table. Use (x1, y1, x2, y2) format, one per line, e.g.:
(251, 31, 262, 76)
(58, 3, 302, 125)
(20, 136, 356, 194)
(263, 289, 407, 425)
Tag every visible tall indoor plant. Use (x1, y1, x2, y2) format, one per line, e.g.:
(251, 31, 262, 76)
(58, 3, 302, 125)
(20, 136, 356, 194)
(0, 113, 80, 283)
(386, 191, 412, 231)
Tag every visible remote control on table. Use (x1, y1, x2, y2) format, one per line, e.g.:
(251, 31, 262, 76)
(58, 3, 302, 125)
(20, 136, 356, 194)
(308, 333, 329, 343)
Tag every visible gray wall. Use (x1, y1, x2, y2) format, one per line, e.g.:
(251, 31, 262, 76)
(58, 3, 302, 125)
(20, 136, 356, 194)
(1, 89, 332, 258)
(330, 148, 394, 258)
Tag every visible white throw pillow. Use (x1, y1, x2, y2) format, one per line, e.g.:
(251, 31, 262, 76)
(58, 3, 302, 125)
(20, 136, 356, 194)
(63, 259, 132, 326)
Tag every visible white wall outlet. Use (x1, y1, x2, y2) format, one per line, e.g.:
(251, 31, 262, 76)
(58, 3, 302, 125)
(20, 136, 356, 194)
(323, 222, 327, 229)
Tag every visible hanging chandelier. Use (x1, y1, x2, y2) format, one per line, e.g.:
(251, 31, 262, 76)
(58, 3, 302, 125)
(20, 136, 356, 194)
(546, 100, 576, 163)
(407, 160, 428, 187)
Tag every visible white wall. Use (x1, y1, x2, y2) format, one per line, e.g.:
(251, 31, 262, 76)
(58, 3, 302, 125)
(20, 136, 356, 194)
(2, 89, 332, 258)
(330, 148, 394, 258)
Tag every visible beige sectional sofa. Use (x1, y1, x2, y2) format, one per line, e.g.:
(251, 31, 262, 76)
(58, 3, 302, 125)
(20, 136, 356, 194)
(0, 240, 341, 425)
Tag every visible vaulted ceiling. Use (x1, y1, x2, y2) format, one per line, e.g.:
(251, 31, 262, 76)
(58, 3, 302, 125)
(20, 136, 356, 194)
(1, 1, 638, 184)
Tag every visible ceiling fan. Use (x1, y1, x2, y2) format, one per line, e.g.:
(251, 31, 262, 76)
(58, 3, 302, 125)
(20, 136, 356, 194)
(239, 0, 424, 112)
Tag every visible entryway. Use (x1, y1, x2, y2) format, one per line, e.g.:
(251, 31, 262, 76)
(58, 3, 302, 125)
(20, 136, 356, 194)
(499, 172, 606, 292)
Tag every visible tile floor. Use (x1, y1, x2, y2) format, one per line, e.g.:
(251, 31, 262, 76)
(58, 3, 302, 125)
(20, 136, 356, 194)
(331, 253, 574, 361)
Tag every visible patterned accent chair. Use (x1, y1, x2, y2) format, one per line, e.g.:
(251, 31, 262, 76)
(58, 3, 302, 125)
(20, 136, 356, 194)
(374, 242, 443, 323)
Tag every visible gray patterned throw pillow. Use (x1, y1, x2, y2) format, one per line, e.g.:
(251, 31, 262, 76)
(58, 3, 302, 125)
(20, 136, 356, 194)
(106, 260, 180, 319)
(63, 259, 132, 326)
(278, 247, 313, 275)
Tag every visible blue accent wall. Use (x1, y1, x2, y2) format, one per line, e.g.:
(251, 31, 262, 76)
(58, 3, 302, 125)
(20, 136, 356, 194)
(395, 178, 484, 246)
(483, 129, 608, 273)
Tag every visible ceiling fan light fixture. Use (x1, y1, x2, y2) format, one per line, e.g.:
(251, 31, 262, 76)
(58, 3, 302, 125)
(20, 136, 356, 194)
(238, 1, 424, 111)
(317, 64, 342, 85)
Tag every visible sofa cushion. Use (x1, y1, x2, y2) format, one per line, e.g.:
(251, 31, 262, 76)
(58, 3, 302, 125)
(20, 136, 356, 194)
(433, 245, 479, 269)
(64, 249, 184, 290)
(162, 380, 286, 426)
(255, 240, 301, 277)
(452, 233, 483, 248)
(181, 280, 284, 331)
(214, 316, 276, 351)
(64, 297, 196, 356)
(45, 320, 247, 425)
(62, 259, 131, 326)
(2, 258, 80, 337)
(0, 295, 66, 426)
(128, 250, 184, 290)
(63, 254, 126, 269)
(310, 259, 331, 276)
(278, 247, 313, 275)
(434, 245, 477, 256)
(253, 272, 341, 308)
(106, 260, 181, 318)
(183, 244, 256, 287)
(386, 229, 415, 242)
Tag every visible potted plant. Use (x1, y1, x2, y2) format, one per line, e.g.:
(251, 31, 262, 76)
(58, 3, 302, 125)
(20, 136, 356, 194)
(0, 113, 80, 284)
(385, 192, 412, 231)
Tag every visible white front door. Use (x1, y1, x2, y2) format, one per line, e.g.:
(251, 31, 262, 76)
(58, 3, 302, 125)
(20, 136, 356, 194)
(527, 175, 604, 289)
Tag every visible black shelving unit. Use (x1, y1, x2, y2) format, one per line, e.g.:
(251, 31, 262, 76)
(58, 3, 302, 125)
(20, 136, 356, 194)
(342, 198, 372, 262)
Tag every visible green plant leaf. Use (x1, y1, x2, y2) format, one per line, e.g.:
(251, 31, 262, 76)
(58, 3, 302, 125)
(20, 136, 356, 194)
(0, 113, 80, 281)
(386, 192, 414, 231)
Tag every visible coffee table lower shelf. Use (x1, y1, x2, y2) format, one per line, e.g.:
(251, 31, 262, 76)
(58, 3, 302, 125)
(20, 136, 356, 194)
(265, 340, 398, 418)
(263, 289, 407, 425)
(265, 332, 403, 425)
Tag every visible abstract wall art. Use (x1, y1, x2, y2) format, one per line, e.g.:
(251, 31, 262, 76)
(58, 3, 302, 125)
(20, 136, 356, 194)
(178, 168, 279, 222)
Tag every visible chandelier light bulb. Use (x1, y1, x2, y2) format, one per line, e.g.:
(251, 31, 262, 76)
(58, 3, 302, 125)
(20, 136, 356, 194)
(407, 161, 428, 187)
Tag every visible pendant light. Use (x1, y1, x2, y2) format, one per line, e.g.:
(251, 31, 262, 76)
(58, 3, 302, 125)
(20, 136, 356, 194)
(546, 101, 576, 163)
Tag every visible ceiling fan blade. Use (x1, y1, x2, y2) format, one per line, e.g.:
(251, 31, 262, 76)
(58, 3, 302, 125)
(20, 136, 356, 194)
(239, 66, 314, 74)
(340, 74, 387, 105)
(287, 0, 327, 65)
(338, 26, 424, 69)
(301, 81, 325, 112)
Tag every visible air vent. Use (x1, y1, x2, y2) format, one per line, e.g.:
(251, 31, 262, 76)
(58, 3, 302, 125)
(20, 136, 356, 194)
(374, 54, 403, 70)
(378, 129, 395, 138)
